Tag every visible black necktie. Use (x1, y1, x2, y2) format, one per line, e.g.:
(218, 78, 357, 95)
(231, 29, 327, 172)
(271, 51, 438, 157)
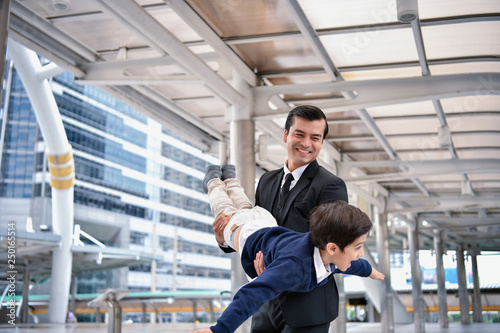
(281, 173, 294, 198)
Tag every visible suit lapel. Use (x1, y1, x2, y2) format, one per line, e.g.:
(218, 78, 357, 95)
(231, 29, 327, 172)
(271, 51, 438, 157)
(266, 169, 283, 211)
(281, 161, 319, 215)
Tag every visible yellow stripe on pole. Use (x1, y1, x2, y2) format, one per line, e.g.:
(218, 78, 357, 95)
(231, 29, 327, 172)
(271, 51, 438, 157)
(50, 177, 75, 189)
(47, 148, 75, 189)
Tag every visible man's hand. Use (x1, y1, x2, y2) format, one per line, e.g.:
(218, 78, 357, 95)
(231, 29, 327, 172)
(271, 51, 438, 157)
(254, 251, 265, 276)
(213, 214, 230, 246)
(369, 267, 385, 281)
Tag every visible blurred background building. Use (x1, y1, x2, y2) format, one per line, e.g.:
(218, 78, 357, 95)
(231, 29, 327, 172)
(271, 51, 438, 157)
(0, 63, 230, 322)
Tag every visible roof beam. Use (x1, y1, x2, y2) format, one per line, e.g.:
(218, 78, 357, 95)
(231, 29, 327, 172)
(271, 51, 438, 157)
(10, 1, 97, 63)
(77, 53, 227, 86)
(92, 0, 245, 107)
(386, 195, 500, 213)
(253, 73, 500, 117)
(104, 85, 223, 144)
(339, 158, 500, 182)
(420, 220, 500, 229)
(283, 0, 340, 80)
(258, 56, 500, 78)
(167, 0, 257, 87)
(222, 14, 500, 45)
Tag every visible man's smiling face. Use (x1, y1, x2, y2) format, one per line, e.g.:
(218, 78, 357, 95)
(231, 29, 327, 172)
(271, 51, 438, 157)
(284, 116, 325, 171)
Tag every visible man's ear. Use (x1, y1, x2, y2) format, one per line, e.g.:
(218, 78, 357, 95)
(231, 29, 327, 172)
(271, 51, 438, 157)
(283, 130, 288, 143)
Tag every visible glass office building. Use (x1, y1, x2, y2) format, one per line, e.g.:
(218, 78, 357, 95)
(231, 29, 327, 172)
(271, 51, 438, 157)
(0, 62, 231, 317)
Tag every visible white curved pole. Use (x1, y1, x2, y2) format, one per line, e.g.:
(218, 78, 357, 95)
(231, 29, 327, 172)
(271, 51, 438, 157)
(7, 39, 74, 324)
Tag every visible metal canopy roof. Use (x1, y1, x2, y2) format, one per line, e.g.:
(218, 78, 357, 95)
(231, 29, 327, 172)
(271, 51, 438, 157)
(0, 228, 162, 284)
(6, 0, 500, 252)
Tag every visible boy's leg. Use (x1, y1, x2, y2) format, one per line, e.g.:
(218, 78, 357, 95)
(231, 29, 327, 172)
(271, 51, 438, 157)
(221, 164, 236, 181)
(224, 178, 253, 210)
(202, 165, 221, 194)
(207, 178, 239, 217)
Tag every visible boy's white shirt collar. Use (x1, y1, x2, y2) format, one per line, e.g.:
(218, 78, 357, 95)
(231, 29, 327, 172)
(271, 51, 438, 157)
(313, 247, 334, 284)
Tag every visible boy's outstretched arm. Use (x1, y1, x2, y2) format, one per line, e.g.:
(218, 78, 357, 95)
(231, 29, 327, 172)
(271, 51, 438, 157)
(369, 267, 385, 280)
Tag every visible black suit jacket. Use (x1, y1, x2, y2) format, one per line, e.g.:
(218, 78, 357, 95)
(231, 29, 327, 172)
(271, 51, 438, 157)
(254, 160, 348, 327)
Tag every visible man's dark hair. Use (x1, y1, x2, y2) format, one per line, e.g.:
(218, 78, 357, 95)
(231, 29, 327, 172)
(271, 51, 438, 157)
(309, 201, 373, 251)
(284, 105, 328, 140)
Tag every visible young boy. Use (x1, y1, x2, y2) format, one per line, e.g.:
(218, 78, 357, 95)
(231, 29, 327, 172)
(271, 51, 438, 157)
(192, 165, 385, 333)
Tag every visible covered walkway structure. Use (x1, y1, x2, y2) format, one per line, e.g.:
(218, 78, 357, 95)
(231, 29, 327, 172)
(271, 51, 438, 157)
(1, 1, 499, 332)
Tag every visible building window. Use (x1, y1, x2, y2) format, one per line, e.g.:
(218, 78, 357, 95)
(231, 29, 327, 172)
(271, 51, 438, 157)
(130, 231, 148, 246)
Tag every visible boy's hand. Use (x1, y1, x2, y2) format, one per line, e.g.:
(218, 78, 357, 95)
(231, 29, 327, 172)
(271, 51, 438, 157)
(213, 214, 230, 245)
(254, 251, 265, 276)
(190, 329, 213, 333)
(369, 267, 385, 280)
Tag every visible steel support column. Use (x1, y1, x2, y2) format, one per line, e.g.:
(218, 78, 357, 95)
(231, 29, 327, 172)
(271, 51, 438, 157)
(230, 71, 254, 333)
(142, 303, 147, 323)
(209, 300, 215, 323)
(20, 269, 29, 323)
(433, 230, 448, 328)
(376, 210, 394, 333)
(8, 39, 74, 324)
(471, 251, 482, 322)
(70, 273, 77, 315)
(408, 219, 425, 333)
(219, 140, 228, 165)
(456, 245, 471, 325)
(332, 274, 346, 333)
(192, 299, 198, 323)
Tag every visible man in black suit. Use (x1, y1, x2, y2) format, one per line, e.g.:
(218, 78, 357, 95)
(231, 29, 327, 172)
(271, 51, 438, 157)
(214, 105, 348, 332)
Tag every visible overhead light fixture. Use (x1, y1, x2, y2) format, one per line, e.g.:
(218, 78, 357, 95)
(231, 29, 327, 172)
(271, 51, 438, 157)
(396, 0, 418, 23)
(53, 0, 70, 11)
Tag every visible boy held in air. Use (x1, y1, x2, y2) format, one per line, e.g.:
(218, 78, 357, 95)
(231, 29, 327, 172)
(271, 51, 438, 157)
(192, 165, 385, 333)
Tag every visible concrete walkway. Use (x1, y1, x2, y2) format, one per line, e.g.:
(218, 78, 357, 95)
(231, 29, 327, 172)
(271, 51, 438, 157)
(0, 322, 498, 333)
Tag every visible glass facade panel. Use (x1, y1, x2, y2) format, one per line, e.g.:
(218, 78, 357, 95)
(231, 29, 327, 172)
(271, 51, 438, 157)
(161, 141, 209, 173)
(64, 123, 146, 173)
(56, 92, 147, 148)
(1, 62, 229, 305)
(0, 69, 37, 198)
(160, 212, 211, 233)
(54, 73, 148, 124)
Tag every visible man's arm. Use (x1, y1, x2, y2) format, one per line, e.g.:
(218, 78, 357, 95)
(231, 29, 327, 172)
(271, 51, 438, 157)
(318, 174, 349, 204)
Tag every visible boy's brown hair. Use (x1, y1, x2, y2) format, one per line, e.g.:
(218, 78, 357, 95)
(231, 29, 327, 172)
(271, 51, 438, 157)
(309, 200, 373, 251)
